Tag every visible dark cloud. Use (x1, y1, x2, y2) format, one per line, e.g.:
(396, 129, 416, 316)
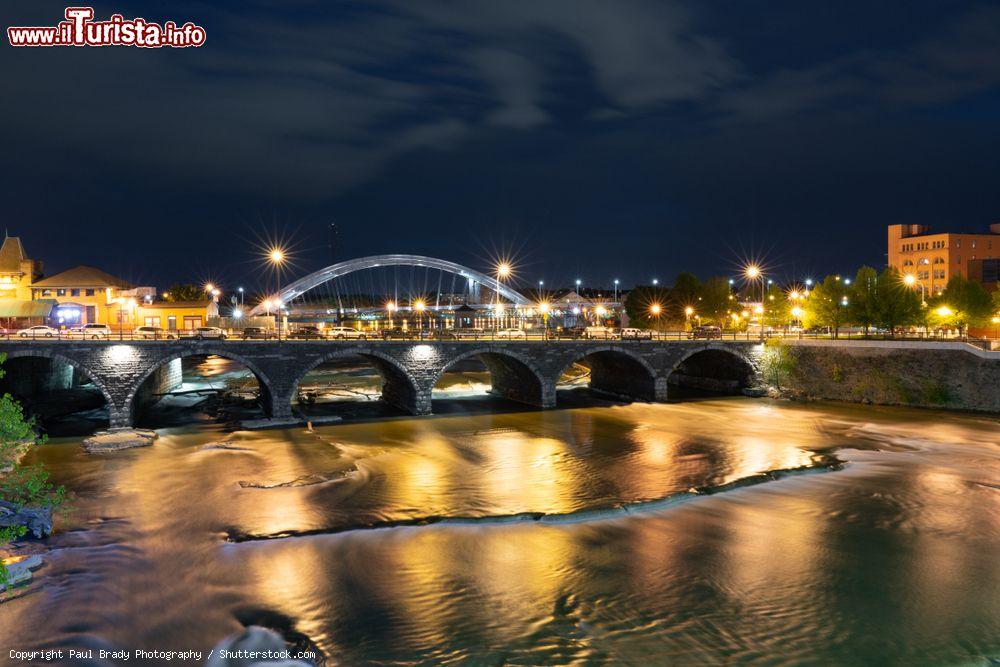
(2, 1, 999, 286)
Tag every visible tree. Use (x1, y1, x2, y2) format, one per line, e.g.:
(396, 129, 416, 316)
(876, 267, 922, 334)
(669, 272, 701, 322)
(0, 355, 65, 587)
(934, 275, 993, 335)
(700, 276, 733, 328)
(849, 266, 880, 335)
(163, 283, 205, 302)
(623, 285, 671, 329)
(804, 275, 851, 337)
(762, 284, 791, 330)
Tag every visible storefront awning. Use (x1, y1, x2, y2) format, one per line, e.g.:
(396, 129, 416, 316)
(0, 299, 56, 318)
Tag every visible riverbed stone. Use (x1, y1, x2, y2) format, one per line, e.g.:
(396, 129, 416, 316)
(206, 626, 314, 666)
(82, 428, 157, 453)
(0, 500, 52, 538)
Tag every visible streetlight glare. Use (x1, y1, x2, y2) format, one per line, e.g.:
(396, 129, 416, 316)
(496, 263, 511, 278)
(538, 302, 550, 314)
(205, 283, 215, 292)
(744, 265, 761, 280)
(649, 303, 662, 316)
(904, 274, 916, 285)
(269, 248, 285, 264)
(935, 305, 953, 317)
(413, 299, 426, 311)
(684, 306, 694, 316)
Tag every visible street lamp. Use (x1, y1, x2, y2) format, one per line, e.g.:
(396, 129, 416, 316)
(539, 301, 550, 336)
(745, 264, 764, 340)
(613, 279, 620, 303)
(652, 278, 659, 286)
(268, 247, 286, 339)
(413, 299, 426, 331)
(386, 301, 396, 328)
(237, 287, 244, 306)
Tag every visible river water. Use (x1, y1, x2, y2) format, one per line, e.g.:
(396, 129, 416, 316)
(2, 392, 998, 665)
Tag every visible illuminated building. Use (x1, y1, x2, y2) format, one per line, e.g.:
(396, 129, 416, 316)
(888, 223, 1000, 295)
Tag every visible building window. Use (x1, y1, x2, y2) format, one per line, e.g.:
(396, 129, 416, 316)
(57, 289, 66, 296)
(972, 240, 977, 249)
(902, 259, 913, 266)
(956, 240, 961, 248)
(183, 316, 202, 330)
(41, 289, 51, 297)
(70, 289, 80, 297)
(85, 289, 95, 296)
(144, 316, 161, 328)
(167, 316, 177, 331)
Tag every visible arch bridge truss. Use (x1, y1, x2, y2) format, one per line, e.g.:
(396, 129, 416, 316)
(248, 254, 531, 316)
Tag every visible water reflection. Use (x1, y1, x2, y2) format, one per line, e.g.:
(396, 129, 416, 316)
(3, 399, 998, 665)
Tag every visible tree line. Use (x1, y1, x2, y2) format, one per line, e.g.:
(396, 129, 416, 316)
(624, 267, 1000, 336)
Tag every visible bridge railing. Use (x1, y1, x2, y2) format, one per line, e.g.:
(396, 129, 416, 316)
(0, 327, 989, 347)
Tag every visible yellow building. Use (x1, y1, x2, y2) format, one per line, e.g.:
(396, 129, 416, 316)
(136, 300, 219, 332)
(0, 236, 43, 301)
(29, 265, 155, 329)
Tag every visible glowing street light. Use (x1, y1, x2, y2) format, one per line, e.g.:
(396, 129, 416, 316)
(269, 248, 285, 264)
(413, 299, 426, 330)
(684, 306, 695, 316)
(935, 305, 953, 318)
(652, 278, 659, 286)
(649, 303, 662, 316)
(744, 265, 761, 280)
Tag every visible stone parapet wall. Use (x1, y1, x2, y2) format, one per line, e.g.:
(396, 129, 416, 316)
(780, 340, 1000, 413)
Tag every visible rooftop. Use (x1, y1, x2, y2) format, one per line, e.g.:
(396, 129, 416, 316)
(0, 237, 28, 273)
(30, 265, 131, 289)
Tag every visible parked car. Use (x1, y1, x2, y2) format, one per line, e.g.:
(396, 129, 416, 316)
(325, 326, 367, 340)
(241, 327, 277, 340)
(495, 328, 526, 340)
(381, 327, 411, 340)
(690, 325, 722, 339)
(72, 323, 113, 339)
(189, 326, 228, 340)
(452, 327, 486, 339)
(287, 326, 326, 340)
(133, 326, 176, 339)
(620, 327, 654, 340)
(583, 326, 618, 339)
(17, 325, 59, 338)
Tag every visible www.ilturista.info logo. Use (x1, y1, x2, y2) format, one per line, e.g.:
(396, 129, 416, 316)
(8, 7, 206, 48)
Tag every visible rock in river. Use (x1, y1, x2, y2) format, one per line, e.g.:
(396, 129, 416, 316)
(0, 500, 52, 538)
(82, 428, 157, 453)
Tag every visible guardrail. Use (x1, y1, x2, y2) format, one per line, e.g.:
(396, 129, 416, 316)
(0, 328, 990, 345)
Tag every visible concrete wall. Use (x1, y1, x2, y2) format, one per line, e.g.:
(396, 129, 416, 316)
(780, 339, 1000, 413)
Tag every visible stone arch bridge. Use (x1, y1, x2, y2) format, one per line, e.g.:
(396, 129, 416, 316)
(0, 340, 762, 428)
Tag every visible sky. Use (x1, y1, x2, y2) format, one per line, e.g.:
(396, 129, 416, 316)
(3, 0, 1000, 292)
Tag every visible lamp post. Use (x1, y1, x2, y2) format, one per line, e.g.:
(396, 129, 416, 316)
(539, 301, 550, 338)
(386, 301, 396, 329)
(904, 273, 927, 305)
(238, 287, 244, 307)
(745, 264, 764, 340)
(613, 279, 619, 303)
(414, 299, 426, 332)
(269, 247, 285, 339)
(495, 263, 511, 331)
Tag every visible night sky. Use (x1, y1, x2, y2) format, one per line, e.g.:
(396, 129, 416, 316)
(4, 1, 1000, 292)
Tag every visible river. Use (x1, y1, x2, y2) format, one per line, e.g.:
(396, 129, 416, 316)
(1, 390, 998, 664)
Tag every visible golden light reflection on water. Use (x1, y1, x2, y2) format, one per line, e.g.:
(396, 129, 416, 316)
(15, 398, 1000, 665)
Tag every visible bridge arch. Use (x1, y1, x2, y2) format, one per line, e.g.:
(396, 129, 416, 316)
(2, 349, 118, 426)
(668, 345, 756, 395)
(125, 347, 277, 425)
(431, 346, 552, 409)
(554, 346, 661, 403)
(288, 347, 422, 416)
(247, 254, 531, 316)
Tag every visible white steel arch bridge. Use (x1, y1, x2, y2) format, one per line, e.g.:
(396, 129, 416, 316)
(247, 254, 531, 316)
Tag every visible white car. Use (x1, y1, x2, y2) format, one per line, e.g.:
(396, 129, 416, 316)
(134, 326, 176, 340)
(326, 326, 366, 340)
(620, 328, 653, 340)
(190, 326, 228, 340)
(583, 326, 618, 339)
(495, 328, 526, 339)
(72, 323, 112, 339)
(18, 325, 59, 338)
